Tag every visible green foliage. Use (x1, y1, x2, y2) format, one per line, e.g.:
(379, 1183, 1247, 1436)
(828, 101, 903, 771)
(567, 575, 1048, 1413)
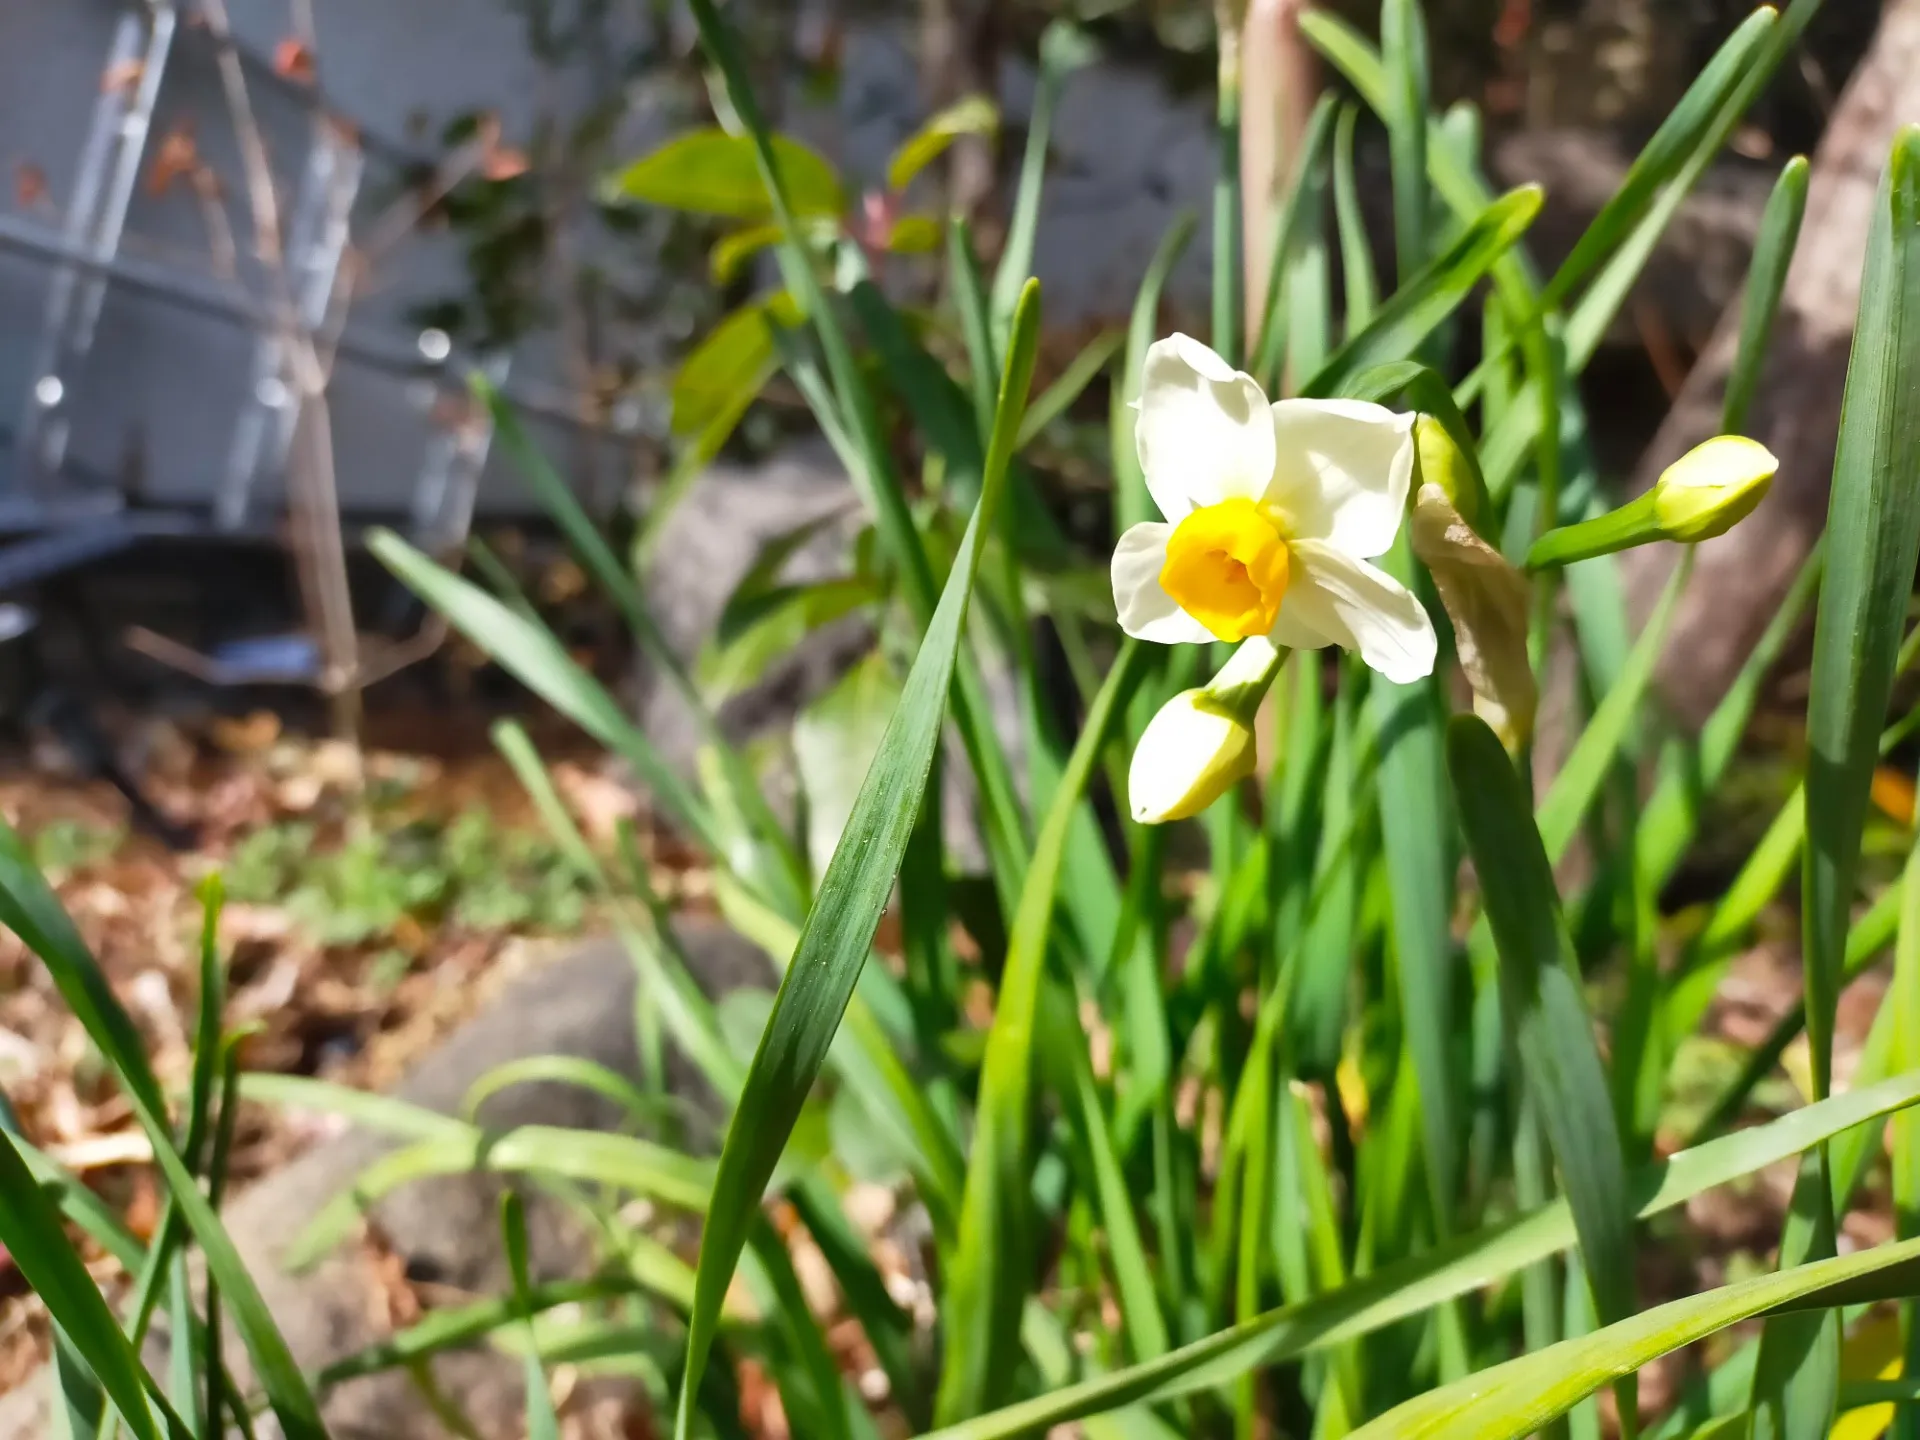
(27, 819, 125, 875)
(12, 9, 1920, 1440)
(224, 810, 587, 948)
(888, 95, 1000, 193)
(609, 128, 844, 220)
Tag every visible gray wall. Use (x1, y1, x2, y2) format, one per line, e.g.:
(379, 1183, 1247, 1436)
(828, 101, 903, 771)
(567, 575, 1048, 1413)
(0, 0, 1219, 527)
(0, 0, 644, 524)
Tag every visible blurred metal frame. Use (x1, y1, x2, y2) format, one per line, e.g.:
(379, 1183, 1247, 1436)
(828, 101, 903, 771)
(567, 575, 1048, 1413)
(0, 0, 614, 709)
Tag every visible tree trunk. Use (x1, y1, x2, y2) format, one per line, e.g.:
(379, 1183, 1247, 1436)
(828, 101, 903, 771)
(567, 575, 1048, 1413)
(1621, 0, 1920, 725)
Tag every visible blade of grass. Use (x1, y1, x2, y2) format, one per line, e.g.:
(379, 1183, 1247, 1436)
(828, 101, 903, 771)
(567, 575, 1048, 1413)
(995, 24, 1088, 345)
(0, 1132, 170, 1440)
(675, 282, 1044, 1439)
(371, 533, 718, 856)
(1893, 805, 1920, 1430)
(478, 380, 806, 910)
(1297, 8, 1542, 329)
(1281, 121, 1333, 386)
(1723, 155, 1811, 434)
(1017, 329, 1121, 449)
(1380, 0, 1429, 285)
(462, 1056, 672, 1130)
(1754, 129, 1920, 1440)
(1347, 1240, 1920, 1440)
(1068, 1010, 1170, 1367)
(1332, 103, 1377, 339)
(501, 1195, 561, 1440)
(1232, 1019, 1278, 1439)
(0, 824, 163, 1117)
(0, 829, 327, 1440)
(1213, 2, 1242, 365)
(1634, 541, 1823, 894)
(9, 1134, 145, 1273)
(1535, 553, 1692, 862)
(1367, 552, 1460, 1236)
(315, 1277, 641, 1388)
(950, 218, 999, 428)
(850, 280, 1120, 968)
(287, 1124, 712, 1276)
(917, 1070, 1920, 1438)
(202, 1039, 246, 1440)
(1801, 128, 1920, 1102)
(169, 875, 227, 1431)
(1748, 1150, 1843, 1440)
(48, 1324, 105, 1440)
(1449, 718, 1637, 1347)
(1302, 187, 1543, 400)
(239, 1072, 466, 1144)
(936, 640, 1149, 1422)
(1287, 679, 1358, 1073)
(686, 0, 1031, 907)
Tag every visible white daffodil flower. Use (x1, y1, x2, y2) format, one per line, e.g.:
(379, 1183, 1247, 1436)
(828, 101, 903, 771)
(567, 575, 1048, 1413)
(1111, 334, 1437, 684)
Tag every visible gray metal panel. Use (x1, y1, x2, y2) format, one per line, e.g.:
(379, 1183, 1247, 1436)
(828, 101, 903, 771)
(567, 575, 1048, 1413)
(0, 0, 641, 526)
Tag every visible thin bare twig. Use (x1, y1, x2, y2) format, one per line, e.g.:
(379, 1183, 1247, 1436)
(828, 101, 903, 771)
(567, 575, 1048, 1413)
(195, 0, 364, 742)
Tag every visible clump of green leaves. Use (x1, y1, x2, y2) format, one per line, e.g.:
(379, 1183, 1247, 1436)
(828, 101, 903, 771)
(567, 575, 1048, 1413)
(27, 818, 126, 876)
(225, 810, 587, 948)
(7, 6, 1920, 1440)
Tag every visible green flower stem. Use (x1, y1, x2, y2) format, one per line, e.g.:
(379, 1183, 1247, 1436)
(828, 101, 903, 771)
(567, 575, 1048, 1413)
(1525, 492, 1665, 571)
(1203, 637, 1291, 723)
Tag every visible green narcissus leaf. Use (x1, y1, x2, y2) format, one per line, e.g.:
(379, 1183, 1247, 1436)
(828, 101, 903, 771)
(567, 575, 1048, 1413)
(887, 95, 999, 193)
(610, 128, 843, 219)
(672, 291, 802, 439)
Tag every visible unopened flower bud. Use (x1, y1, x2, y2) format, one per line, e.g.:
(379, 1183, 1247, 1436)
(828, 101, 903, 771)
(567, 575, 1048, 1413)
(1128, 689, 1258, 824)
(1413, 414, 1486, 528)
(1651, 435, 1780, 543)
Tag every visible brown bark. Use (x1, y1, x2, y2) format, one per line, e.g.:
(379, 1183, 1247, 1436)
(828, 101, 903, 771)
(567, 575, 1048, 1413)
(919, 0, 999, 219)
(1239, 0, 1316, 341)
(1621, 0, 1920, 725)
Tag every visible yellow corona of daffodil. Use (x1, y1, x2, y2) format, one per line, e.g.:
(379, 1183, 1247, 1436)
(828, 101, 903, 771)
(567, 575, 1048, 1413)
(1111, 334, 1438, 684)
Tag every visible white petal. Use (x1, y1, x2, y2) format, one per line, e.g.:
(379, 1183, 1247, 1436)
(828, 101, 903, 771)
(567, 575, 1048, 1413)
(1135, 334, 1276, 522)
(1262, 399, 1416, 559)
(1275, 540, 1437, 684)
(1111, 522, 1214, 644)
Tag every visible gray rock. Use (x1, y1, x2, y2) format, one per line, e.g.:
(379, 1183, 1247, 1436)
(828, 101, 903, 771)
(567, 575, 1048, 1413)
(633, 439, 1025, 871)
(635, 438, 870, 783)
